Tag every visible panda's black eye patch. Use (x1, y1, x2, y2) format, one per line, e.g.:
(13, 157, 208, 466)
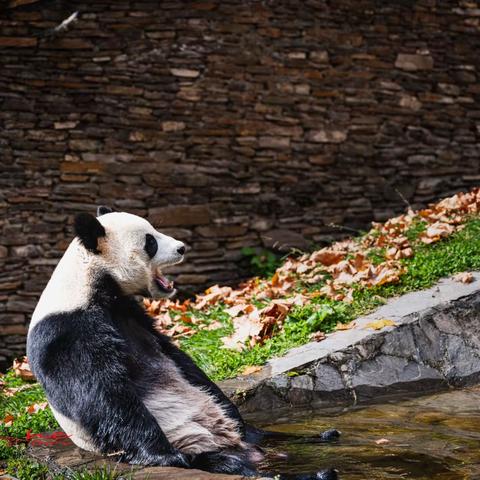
(144, 234, 158, 259)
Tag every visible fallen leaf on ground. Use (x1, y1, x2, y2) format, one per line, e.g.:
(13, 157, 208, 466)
(335, 321, 356, 331)
(3, 385, 32, 397)
(225, 304, 247, 317)
(364, 318, 396, 330)
(453, 272, 474, 284)
(205, 320, 223, 330)
(2, 414, 14, 427)
(26, 402, 48, 414)
(241, 365, 263, 376)
(311, 249, 344, 266)
(13, 356, 36, 381)
(221, 310, 263, 351)
(310, 331, 326, 342)
(195, 285, 233, 309)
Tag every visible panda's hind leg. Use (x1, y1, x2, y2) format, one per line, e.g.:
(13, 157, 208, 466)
(189, 449, 257, 476)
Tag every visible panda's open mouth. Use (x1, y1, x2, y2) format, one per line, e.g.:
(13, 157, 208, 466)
(154, 272, 175, 294)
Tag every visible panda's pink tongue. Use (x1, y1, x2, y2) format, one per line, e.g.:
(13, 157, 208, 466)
(155, 274, 174, 293)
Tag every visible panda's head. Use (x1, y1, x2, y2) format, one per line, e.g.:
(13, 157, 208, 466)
(74, 206, 185, 299)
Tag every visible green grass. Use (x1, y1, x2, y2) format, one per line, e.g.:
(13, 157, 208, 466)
(0, 370, 58, 440)
(404, 218, 427, 243)
(241, 247, 281, 277)
(6, 456, 50, 480)
(69, 466, 131, 480)
(181, 218, 480, 380)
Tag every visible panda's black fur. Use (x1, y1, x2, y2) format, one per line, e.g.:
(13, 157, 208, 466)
(27, 207, 338, 480)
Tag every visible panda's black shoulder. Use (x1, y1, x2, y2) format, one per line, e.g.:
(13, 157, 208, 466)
(28, 307, 125, 378)
(27, 274, 129, 379)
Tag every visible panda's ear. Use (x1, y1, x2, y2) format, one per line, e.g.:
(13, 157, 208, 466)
(97, 206, 113, 217)
(74, 213, 106, 253)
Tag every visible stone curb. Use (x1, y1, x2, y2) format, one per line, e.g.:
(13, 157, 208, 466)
(220, 273, 480, 413)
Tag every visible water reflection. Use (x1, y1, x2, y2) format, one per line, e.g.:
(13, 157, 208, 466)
(255, 387, 480, 479)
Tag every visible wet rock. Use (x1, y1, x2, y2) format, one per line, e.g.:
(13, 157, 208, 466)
(351, 355, 445, 400)
(313, 363, 344, 392)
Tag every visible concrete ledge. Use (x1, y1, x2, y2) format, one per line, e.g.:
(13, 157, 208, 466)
(220, 273, 480, 413)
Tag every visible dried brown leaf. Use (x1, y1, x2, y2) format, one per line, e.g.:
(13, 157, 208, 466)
(453, 272, 474, 284)
(13, 357, 35, 382)
(310, 331, 326, 342)
(241, 365, 263, 376)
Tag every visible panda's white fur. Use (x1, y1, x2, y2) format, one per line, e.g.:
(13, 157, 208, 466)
(49, 405, 97, 452)
(142, 357, 242, 454)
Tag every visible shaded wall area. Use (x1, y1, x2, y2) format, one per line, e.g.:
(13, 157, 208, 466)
(1, 0, 480, 368)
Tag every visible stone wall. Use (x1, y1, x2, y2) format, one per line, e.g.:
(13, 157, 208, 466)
(1, 0, 480, 369)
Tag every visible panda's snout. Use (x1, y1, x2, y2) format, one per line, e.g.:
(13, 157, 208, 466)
(154, 234, 186, 267)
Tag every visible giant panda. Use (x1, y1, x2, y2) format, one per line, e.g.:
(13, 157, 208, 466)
(27, 207, 338, 479)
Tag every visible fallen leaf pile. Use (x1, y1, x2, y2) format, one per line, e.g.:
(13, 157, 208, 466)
(145, 188, 480, 350)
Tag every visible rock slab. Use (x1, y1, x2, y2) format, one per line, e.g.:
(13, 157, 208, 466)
(220, 273, 480, 412)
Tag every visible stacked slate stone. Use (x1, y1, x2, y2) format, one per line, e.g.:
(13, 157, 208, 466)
(1, 0, 480, 369)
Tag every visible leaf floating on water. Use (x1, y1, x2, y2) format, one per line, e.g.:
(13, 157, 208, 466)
(375, 438, 390, 445)
(364, 319, 396, 330)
